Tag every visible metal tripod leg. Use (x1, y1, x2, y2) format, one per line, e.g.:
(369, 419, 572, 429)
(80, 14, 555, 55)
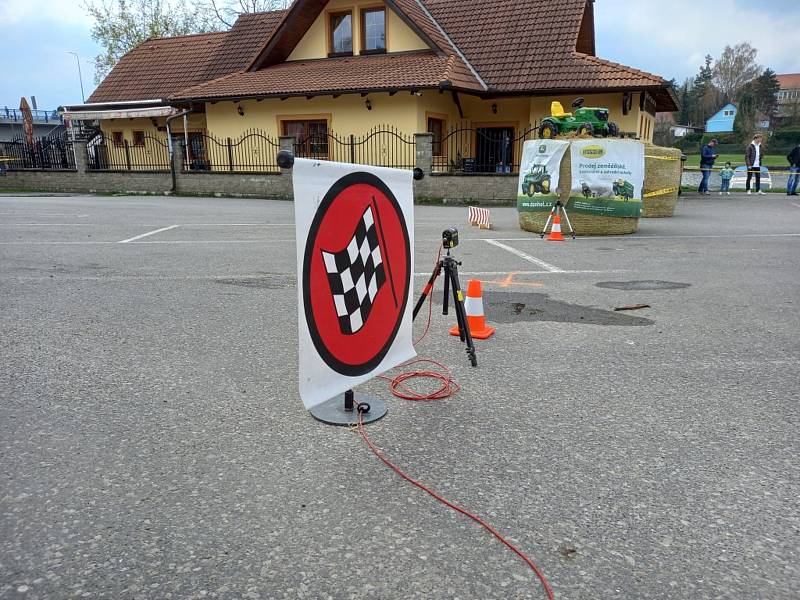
(540, 205, 556, 238)
(560, 205, 577, 239)
(445, 261, 477, 367)
(413, 261, 442, 320)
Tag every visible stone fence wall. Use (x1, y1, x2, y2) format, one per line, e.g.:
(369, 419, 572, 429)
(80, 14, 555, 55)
(0, 134, 522, 205)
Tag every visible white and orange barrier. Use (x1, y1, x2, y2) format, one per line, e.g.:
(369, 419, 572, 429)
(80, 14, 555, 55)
(468, 206, 491, 229)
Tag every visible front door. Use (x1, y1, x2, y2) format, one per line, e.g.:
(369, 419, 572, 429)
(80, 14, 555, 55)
(475, 127, 514, 173)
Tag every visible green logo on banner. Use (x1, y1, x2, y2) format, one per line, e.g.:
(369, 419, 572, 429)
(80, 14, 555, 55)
(581, 145, 606, 159)
(538, 144, 547, 153)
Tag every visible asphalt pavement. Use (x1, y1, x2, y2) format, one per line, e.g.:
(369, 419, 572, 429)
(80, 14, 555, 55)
(1, 192, 798, 599)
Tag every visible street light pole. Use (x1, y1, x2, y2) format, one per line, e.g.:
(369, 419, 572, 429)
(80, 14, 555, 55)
(67, 51, 85, 103)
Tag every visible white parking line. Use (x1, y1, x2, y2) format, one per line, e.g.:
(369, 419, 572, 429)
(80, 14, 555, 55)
(483, 239, 564, 272)
(790, 203, 800, 209)
(117, 225, 180, 244)
(484, 233, 800, 241)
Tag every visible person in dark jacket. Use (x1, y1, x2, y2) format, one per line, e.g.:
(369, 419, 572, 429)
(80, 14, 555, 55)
(745, 134, 766, 195)
(787, 142, 800, 196)
(698, 139, 718, 194)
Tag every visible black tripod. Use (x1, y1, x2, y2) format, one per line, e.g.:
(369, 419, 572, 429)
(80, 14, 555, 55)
(413, 248, 478, 367)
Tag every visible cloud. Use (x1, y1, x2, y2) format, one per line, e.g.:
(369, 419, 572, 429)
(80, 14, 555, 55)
(0, 0, 92, 28)
(595, 0, 800, 81)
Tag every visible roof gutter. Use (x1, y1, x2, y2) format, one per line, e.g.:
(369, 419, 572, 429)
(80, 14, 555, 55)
(59, 99, 167, 112)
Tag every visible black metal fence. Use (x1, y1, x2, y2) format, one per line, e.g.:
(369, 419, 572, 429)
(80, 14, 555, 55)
(182, 129, 280, 172)
(293, 126, 416, 169)
(0, 130, 75, 171)
(87, 133, 170, 171)
(431, 123, 538, 174)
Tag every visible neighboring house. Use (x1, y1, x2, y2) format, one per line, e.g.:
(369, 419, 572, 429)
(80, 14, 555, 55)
(62, 0, 677, 172)
(776, 73, 800, 119)
(670, 124, 703, 137)
(705, 103, 737, 133)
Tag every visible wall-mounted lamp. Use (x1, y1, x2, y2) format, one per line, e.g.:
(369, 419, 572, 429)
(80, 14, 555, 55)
(365, 99, 373, 111)
(237, 105, 245, 116)
(491, 103, 498, 114)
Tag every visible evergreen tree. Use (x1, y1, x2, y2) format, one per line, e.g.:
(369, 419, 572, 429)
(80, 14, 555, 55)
(677, 80, 691, 125)
(688, 55, 720, 126)
(752, 68, 780, 118)
(733, 85, 757, 142)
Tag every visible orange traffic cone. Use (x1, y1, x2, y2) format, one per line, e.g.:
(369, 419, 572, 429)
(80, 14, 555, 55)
(449, 280, 495, 340)
(546, 214, 565, 241)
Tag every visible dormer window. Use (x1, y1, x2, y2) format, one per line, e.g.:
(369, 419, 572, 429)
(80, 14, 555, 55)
(361, 8, 386, 54)
(329, 11, 353, 56)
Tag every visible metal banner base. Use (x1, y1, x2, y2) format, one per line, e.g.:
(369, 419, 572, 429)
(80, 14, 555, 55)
(309, 391, 388, 426)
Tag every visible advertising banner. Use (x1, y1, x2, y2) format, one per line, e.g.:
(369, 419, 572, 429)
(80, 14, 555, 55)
(517, 139, 570, 213)
(568, 140, 645, 217)
(292, 158, 416, 409)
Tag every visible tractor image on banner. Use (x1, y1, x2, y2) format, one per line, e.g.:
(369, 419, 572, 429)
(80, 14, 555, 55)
(516, 140, 569, 213)
(292, 158, 416, 410)
(568, 139, 645, 218)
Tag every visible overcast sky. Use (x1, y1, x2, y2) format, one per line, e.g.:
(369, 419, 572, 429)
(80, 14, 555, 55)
(2, 0, 799, 110)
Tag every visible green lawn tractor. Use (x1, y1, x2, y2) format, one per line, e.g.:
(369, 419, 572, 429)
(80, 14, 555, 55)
(521, 163, 552, 196)
(613, 178, 635, 200)
(538, 98, 620, 139)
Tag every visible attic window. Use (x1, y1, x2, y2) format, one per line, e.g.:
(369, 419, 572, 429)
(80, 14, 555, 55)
(330, 11, 353, 56)
(361, 8, 386, 54)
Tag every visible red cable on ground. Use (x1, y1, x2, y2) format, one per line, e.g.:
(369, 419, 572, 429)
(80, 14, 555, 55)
(356, 406, 555, 600)
(359, 246, 556, 598)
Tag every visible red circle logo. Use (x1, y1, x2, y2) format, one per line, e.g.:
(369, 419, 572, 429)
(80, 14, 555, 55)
(303, 172, 411, 376)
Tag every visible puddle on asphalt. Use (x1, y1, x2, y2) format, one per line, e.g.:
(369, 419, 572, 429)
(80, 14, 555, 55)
(435, 291, 653, 326)
(595, 280, 690, 291)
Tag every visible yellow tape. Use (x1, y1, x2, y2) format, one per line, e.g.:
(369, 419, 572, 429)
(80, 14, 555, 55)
(457, 290, 464, 302)
(645, 155, 681, 161)
(643, 187, 679, 198)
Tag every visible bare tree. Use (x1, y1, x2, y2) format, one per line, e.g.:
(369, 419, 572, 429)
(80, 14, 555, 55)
(712, 43, 762, 103)
(207, 0, 290, 28)
(85, 0, 217, 83)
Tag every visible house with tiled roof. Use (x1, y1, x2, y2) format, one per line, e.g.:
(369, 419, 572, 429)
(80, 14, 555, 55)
(776, 74, 800, 118)
(63, 0, 677, 172)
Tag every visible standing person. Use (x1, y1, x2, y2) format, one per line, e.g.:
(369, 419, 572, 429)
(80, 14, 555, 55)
(719, 161, 734, 195)
(698, 138, 718, 195)
(745, 134, 766, 195)
(787, 141, 800, 196)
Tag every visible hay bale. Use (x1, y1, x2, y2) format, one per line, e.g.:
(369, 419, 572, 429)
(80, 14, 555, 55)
(643, 144, 682, 218)
(518, 146, 639, 236)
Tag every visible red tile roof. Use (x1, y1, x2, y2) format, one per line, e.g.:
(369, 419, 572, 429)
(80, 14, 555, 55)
(90, 1, 677, 111)
(777, 73, 800, 90)
(422, 0, 666, 93)
(87, 11, 285, 103)
(172, 51, 480, 100)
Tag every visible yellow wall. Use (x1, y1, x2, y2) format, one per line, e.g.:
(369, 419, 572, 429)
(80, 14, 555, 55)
(96, 113, 208, 169)
(206, 94, 418, 139)
(99, 113, 207, 141)
(387, 9, 428, 52)
(288, 0, 427, 60)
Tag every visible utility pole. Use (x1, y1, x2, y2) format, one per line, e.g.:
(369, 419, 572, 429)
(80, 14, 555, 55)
(67, 51, 85, 103)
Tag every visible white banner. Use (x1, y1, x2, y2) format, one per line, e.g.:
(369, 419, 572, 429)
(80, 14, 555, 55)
(517, 139, 569, 213)
(568, 140, 645, 217)
(293, 158, 416, 409)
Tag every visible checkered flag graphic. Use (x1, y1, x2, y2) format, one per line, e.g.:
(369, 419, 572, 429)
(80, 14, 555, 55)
(322, 206, 388, 335)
